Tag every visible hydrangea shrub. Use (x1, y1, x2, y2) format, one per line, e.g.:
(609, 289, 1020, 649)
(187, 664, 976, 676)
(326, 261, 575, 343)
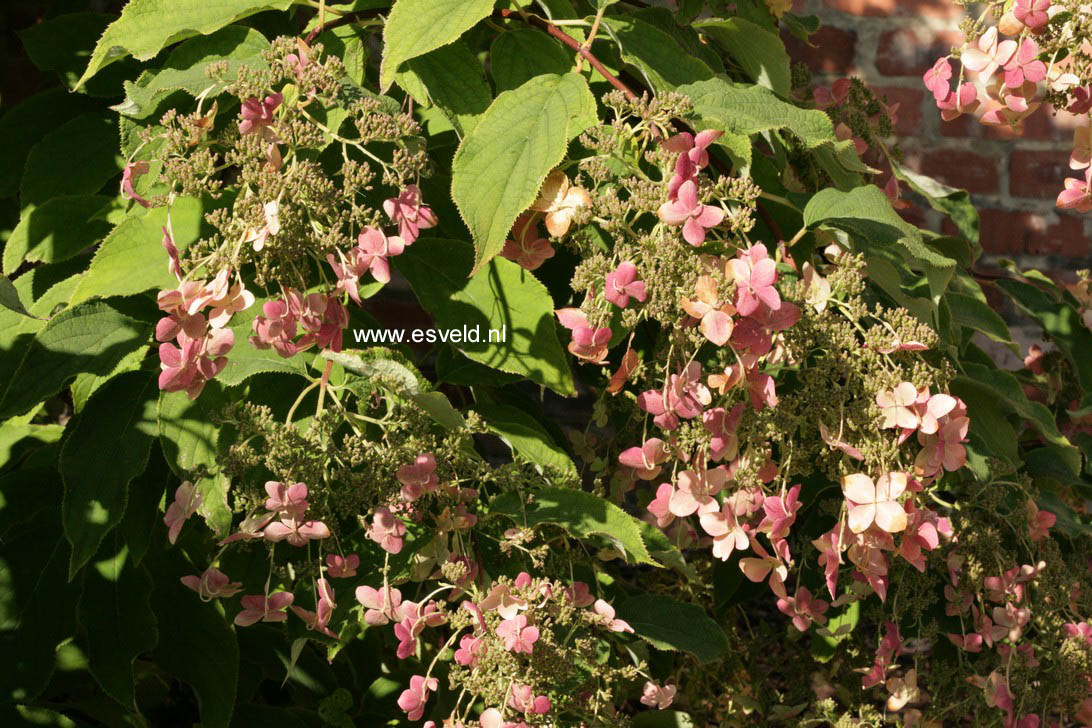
(3, 0, 1092, 726)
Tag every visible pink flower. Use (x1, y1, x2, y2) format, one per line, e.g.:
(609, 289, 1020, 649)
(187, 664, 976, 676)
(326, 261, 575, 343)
(496, 614, 540, 654)
(397, 453, 439, 502)
(604, 262, 647, 308)
(647, 483, 676, 528)
(1058, 167, 1092, 212)
(508, 684, 551, 715)
(243, 200, 281, 252)
(1003, 39, 1047, 89)
(897, 502, 941, 571)
(703, 405, 742, 462)
(663, 129, 723, 170)
(264, 481, 309, 517)
(355, 585, 403, 626)
(219, 512, 274, 545)
(234, 592, 294, 626)
(618, 438, 669, 480)
(397, 675, 437, 721)
(383, 184, 437, 244)
(180, 566, 241, 600)
(556, 308, 611, 363)
(164, 481, 201, 544)
(914, 411, 969, 478)
(812, 527, 844, 599)
(776, 586, 829, 632)
(160, 226, 183, 279)
(501, 213, 555, 271)
(326, 553, 360, 578)
(238, 93, 282, 136)
(158, 328, 234, 399)
(962, 27, 1018, 80)
(1013, 0, 1051, 30)
(640, 681, 677, 709)
(842, 472, 908, 534)
(728, 244, 781, 317)
(681, 275, 735, 346)
(759, 484, 801, 540)
(1068, 86, 1092, 114)
(367, 507, 406, 554)
(657, 180, 725, 246)
(291, 578, 337, 637)
(877, 382, 921, 431)
(121, 161, 151, 207)
(922, 58, 952, 102)
(1072, 126, 1092, 171)
(263, 517, 331, 547)
(1026, 499, 1056, 541)
(936, 82, 980, 121)
(356, 227, 407, 285)
(915, 391, 958, 436)
(637, 362, 711, 430)
(699, 503, 750, 561)
(669, 466, 727, 517)
(207, 281, 254, 328)
(592, 599, 634, 633)
(739, 537, 788, 590)
(563, 581, 595, 608)
(479, 583, 528, 620)
(454, 633, 486, 666)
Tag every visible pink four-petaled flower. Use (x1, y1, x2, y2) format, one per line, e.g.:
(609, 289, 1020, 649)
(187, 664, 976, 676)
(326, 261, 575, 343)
(657, 179, 725, 246)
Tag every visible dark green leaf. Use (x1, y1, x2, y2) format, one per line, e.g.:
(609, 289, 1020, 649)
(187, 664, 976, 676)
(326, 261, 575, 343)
(997, 277, 1092, 392)
(472, 402, 577, 478)
(696, 18, 791, 95)
(402, 41, 491, 135)
(3, 194, 113, 274)
(601, 16, 716, 90)
(490, 29, 572, 93)
(20, 113, 124, 206)
(615, 594, 729, 663)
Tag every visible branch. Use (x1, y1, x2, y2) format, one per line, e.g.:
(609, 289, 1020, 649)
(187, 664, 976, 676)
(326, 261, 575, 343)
(305, 7, 383, 44)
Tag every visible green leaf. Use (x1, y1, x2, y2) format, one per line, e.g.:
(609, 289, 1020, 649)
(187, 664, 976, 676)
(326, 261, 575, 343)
(115, 26, 270, 119)
(145, 539, 239, 728)
(472, 402, 577, 478)
(633, 711, 696, 728)
(615, 594, 729, 663)
(19, 12, 138, 96)
(996, 277, 1092, 392)
(946, 291, 1016, 352)
(949, 379, 1019, 464)
(61, 371, 158, 577)
(4, 195, 114, 274)
(680, 77, 833, 149)
(893, 161, 980, 244)
(78, 548, 158, 708)
(488, 487, 657, 565)
(0, 276, 36, 319)
(696, 18, 791, 96)
(75, 0, 295, 90)
(70, 343, 150, 413)
(601, 16, 715, 90)
(70, 197, 205, 305)
(20, 113, 124, 206)
(0, 468, 83, 703)
(957, 361, 1081, 474)
(804, 185, 955, 303)
(401, 41, 491, 136)
(0, 301, 152, 420)
(395, 238, 574, 396)
(811, 601, 859, 663)
(195, 473, 234, 537)
(0, 88, 98, 198)
(158, 381, 229, 475)
(379, 0, 496, 91)
(451, 73, 597, 273)
(490, 29, 572, 93)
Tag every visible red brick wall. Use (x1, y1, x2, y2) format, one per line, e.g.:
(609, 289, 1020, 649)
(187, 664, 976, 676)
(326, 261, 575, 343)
(784, 0, 1092, 267)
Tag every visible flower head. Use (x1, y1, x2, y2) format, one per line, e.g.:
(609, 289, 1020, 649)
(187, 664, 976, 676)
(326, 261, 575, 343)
(842, 472, 908, 534)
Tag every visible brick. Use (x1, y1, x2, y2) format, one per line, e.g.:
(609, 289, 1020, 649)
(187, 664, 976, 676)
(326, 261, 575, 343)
(977, 209, 1087, 257)
(825, 0, 961, 17)
(784, 26, 857, 74)
(908, 148, 1000, 196)
(875, 28, 962, 77)
(1010, 149, 1073, 199)
(872, 86, 923, 137)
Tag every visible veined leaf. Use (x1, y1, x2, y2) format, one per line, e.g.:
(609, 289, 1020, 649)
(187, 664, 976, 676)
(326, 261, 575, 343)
(61, 371, 158, 578)
(946, 291, 1016, 352)
(680, 77, 833, 148)
(893, 162, 980, 244)
(489, 487, 657, 565)
(400, 41, 491, 136)
(395, 238, 575, 396)
(218, 306, 310, 386)
(615, 594, 729, 663)
(379, 0, 495, 91)
(451, 73, 597, 273)
(696, 18, 791, 96)
(75, 0, 295, 90)
(601, 16, 715, 90)
(490, 29, 572, 93)
(158, 382, 229, 475)
(4, 195, 113, 274)
(472, 402, 577, 479)
(20, 113, 123, 206)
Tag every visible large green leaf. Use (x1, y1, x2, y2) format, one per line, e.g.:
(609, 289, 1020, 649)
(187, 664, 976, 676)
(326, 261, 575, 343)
(696, 18, 791, 95)
(0, 301, 152, 420)
(601, 16, 715, 90)
(946, 291, 1016, 352)
(490, 29, 572, 93)
(0, 88, 98, 198)
(489, 487, 657, 565)
(451, 73, 597, 273)
(399, 41, 491, 136)
(146, 539, 239, 728)
(158, 382, 229, 475)
(3, 195, 113, 274)
(70, 196, 205, 305)
(0, 468, 83, 703)
(804, 185, 955, 303)
(61, 371, 158, 577)
(996, 277, 1092, 392)
(78, 547, 158, 708)
(19, 12, 137, 96)
(892, 162, 980, 244)
(395, 238, 574, 396)
(20, 113, 124, 206)
(615, 594, 729, 663)
(472, 402, 577, 478)
(957, 361, 1081, 475)
(116, 26, 270, 119)
(379, 0, 496, 91)
(75, 0, 295, 90)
